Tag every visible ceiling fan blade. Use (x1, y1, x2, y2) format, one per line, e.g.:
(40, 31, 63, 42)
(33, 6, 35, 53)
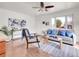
(40, 2, 44, 8)
(45, 5, 54, 8)
(32, 7, 40, 8)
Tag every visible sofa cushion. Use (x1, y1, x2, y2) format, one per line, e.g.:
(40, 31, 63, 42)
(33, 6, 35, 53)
(58, 30, 66, 36)
(62, 36, 73, 44)
(47, 29, 52, 35)
(47, 29, 57, 35)
(49, 35, 57, 38)
(51, 29, 57, 35)
(66, 31, 73, 38)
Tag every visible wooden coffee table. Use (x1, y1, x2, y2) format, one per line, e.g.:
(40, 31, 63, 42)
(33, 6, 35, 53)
(42, 35, 63, 48)
(37, 35, 49, 44)
(41, 35, 49, 44)
(38, 34, 63, 48)
(57, 37, 63, 49)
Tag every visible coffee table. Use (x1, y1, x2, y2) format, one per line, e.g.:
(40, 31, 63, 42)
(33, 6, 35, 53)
(43, 35, 63, 48)
(57, 36, 63, 49)
(37, 34, 63, 48)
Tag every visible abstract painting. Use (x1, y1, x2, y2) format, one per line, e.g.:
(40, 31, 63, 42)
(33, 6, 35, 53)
(8, 18, 26, 29)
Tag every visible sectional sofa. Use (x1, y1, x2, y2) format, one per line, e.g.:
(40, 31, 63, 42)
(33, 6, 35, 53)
(46, 29, 76, 46)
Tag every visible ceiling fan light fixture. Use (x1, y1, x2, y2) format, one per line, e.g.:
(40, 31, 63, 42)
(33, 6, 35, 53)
(32, 2, 54, 12)
(39, 8, 45, 11)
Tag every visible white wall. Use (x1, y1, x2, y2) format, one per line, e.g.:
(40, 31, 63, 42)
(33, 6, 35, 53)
(0, 8, 36, 40)
(35, 14, 53, 34)
(35, 7, 79, 42)
(0, 8, 35, 32)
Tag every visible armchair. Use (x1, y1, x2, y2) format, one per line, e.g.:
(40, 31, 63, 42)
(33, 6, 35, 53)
(22, 28, 40, 48)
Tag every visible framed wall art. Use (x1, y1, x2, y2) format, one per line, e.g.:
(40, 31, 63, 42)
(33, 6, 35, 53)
(8, 18, 26, 29)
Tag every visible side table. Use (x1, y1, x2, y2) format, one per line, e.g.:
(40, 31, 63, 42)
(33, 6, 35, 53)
(0, 37, 6, 55)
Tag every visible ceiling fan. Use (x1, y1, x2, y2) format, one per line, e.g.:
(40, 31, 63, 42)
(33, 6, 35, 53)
(32, 2, 54, 12)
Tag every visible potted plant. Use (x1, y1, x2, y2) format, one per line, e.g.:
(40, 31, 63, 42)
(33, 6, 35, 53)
(56, 19, 62, 28)
(0, 26, 14, 41)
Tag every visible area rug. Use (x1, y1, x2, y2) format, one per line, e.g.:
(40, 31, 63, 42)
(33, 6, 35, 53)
(34, 42, 79, 57)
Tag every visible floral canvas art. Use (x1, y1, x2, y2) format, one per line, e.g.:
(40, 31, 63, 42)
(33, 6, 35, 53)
(8, 18, 26, 29)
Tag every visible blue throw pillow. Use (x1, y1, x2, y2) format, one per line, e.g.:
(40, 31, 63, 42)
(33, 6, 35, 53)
(66, 31, 73, 38)
(47, 29, 52, 35)
(59, 30, 66, 36)
(47, 29, 57, 35)
(71, 35, 73, 39)
(51, 29, 57, 35)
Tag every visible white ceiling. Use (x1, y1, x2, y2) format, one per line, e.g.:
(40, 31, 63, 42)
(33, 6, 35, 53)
(0, 2, 79, 16)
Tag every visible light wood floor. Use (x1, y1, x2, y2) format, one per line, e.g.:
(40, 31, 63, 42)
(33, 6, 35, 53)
(0, 39, 52, 57)
(0, 38, 79, 57)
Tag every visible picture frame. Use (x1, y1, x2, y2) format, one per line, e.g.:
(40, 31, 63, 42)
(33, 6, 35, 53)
(8, 18, 26, 29)
(67, 25, 72, 29)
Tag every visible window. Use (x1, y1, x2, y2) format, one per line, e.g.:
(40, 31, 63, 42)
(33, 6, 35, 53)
(56, 16, 66, 28)
(51, 18, 55, 27)
(67, 16, 73, 29)
(51, 15, 73, 30)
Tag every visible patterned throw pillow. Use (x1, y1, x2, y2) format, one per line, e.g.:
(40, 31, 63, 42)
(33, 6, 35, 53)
(47, 29, 57, 35)
(66, 30, 73, 38)
(58, 30, 66, 36)
(47, 29, 52, 35)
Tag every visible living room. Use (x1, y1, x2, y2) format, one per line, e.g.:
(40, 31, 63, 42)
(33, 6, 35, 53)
(0, 2, 79, 57)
